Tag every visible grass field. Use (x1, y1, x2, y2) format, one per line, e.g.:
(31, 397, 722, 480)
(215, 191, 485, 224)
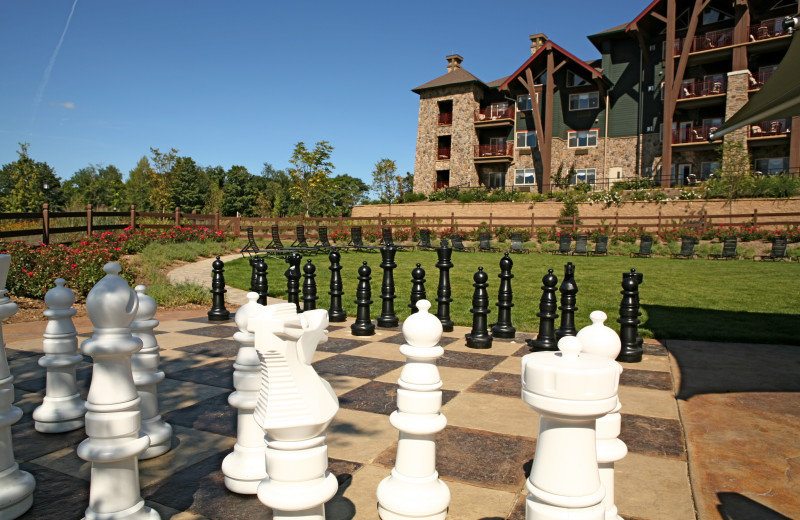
(222, 250, 800, 345)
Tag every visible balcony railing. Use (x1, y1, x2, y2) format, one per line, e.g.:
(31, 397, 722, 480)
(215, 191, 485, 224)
(437, 147, 451, 160)
(675, 28, 734, 55)
(672, 124, 718, 144)
(474, 104, 515, 122)
(749, 119, 791, 138)
(749, 17, 788, 41)
(748, 69, 776, 90)
(474, 143, 514, 158)
(678, 78, 727, 99)
(438, 112, 452, 125)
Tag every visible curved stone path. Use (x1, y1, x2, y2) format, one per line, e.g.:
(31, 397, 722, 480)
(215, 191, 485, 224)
(167, 253, 251, 306)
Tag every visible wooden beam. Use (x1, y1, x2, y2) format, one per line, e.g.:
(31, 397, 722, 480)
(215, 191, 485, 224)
(791, 116, 800, 173)
(670, 0, 711, 102)
(650, 11, 668, 23)
(544, 48, 556, 193)
(661, 0, 676, 187)
(552, 59, 567, 75)
(732, 2, 751, 69)
(526, 68, 546, 147)
(517, 75, 531, 93)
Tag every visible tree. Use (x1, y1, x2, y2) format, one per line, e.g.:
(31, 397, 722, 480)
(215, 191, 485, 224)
(328, 174, 369, 216)
(398, 172, 414, 200)
(0, 142, 63, 211)
(202, 165, 226, 215)
(147, 147, 179, 211)
(222, 165, 262, 217)
(288, 141, 335, 216)
(715, 140, 754, 224)
(63, 164, 124, 209)
(371, 158, 400, 204)
(171, 157, 209, 213)
(126, 156, 154, 211)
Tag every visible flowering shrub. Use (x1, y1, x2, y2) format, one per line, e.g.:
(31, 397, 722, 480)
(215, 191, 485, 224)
(698, 223, 799, 242)
(615, 226, 651, 243)
(392, 228, 411, 242)
(439, 226, 464, 239)
(330, 230, 351, 244)
(362, 229, 382, 244)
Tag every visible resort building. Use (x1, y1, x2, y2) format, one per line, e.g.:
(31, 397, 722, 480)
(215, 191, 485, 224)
(411, 0, 799, 194)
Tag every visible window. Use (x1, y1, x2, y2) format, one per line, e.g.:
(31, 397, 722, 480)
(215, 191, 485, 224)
(569, 92, 599, 110)
(515, 168, 536, 185)
(570, 168, 596, 185)
(567, 71, 591, 87)
(568, 130, 598, 148)
(517, 93, 539, 111)
(700, 162, 720, 180)
(702, 7, 733, 25)
(516, 130, 538, 148)
(755, 157, 790, 175)
(481, 170, 505, 188)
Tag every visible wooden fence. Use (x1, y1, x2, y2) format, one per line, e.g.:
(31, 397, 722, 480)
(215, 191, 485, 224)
(1, 204, 799, 245)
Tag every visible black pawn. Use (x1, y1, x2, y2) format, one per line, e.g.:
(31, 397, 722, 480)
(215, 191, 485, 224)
(328, 249, 346, 322)
(409, 263, 426, 314)
(351, 261, 375, 336)
(631, 268, 644, 350)
(554, 262, 578, 340)
(617, 271, 643, 362)
(377, 246, 399, 328)
(527, 269, 559, 351)
(249, 256, 259, 292)
(253, 256, 269, 306)
(491, 253, 515, 338)
(285, 253, 302, 313)
(465, 267, 492, 349)
(302, 259, 318, 312)
(207, 256, 230, 321)
(435, 240, 454, 332)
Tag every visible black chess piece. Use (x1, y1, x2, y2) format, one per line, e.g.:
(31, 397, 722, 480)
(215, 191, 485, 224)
(253, 256, 269, 306)
(617, 271, 643, 362)
(631, 268, 644, 351)
(527, 269, 559, 352)
(328, 248, 346, 322)
(351, 261, 375, 336)
(249, 256, 258, 292)
(207, 256, 230, 321)
(377, 246, 399, 328)
(465, 267, 492, 349)
(285, 253, 302, 313)
(409, 263, 426, 314)
(435, 240, 454, 332)
(554, 262, 578, 340)
(491, 252, 515, 338)
(302, 259, 318, 312)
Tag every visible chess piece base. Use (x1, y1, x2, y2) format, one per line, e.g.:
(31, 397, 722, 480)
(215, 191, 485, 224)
(138, 419, 173, 460)
(328, 312, 347, 323)
(0, 465, 35, 520)
(83, 499, 161, 520)
(527, 338, 558, 352)
(490, 325, 516, 339)
(377, 469, 449, 520)
(351, 324, 375, 336)
(222, 443, 269, 495)
(377, 317, 399, 328)
(615, 348, 642, 363)
(33, 394, 86, 433)
(207, 311, 230, 321)
(465, 334, 492, 349)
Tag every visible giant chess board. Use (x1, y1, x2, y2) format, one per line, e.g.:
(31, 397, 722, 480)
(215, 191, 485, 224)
(6, 310, 693, 520)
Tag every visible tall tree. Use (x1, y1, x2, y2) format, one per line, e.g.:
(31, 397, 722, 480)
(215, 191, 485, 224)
(202, 165, 226, 215)
(288, 141, 335, 216)
(371, 158, 400, 204)
(63, 164, 125, 209)
(329, 174, 369, 216)
(0, 142, 63, 211)
(147, 147, 179, 211)
(126, 156, 154, 211)
(171, 156, 209, 213)
(222, 165, 264, 217)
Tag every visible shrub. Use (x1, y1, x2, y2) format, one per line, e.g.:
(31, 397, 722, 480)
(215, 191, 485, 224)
(403, 192, 427, 203)
(329, 229, 350, 244)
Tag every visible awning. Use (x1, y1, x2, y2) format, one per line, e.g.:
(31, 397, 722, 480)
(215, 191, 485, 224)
(709, 16, 800, 141)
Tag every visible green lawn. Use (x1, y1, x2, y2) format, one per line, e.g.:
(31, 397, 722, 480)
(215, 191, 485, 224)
(223, 250, 800, 345)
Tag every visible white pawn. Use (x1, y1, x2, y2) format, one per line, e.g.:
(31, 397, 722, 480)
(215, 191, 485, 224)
(131, 285, 172, 459)
(521, 336, 619, 520)
(377, 299, 450, 520)
(78, 263, 159, 520)
(252, 304, 339, 520)
(222, 292, 267, 494)
(33, 278, 86, 433)
(0, 254, 35, 519)
(577, 311, 627, 520)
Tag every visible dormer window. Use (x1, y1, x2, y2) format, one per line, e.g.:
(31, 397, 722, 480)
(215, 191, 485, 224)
(567, 71, 591, 87)
(569, 92, 599, 111)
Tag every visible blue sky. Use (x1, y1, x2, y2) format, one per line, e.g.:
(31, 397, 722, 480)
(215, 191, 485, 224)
(0, 1, 646, 185)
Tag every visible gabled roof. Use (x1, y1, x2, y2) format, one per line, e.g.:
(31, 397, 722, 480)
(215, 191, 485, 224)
(498, 40, 606, 91)
(411, 67, 488, 93)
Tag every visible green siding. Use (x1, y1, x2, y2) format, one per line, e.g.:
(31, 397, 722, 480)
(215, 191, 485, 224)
(604, 39, 641, 138)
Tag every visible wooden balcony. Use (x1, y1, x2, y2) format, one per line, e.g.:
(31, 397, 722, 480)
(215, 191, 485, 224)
(672, 125, 717, 145)
(474, 143, 514, 160)
(749, 18, 788, 42)
(748, 69, 776, 91)
(749, 119, 791, 139)
(474, 105, 515, 125)
(438, 113, 452, 126)
(678, 78, 726, 100)
(437, 147, 451, 160)
(675, 28, 733, 55)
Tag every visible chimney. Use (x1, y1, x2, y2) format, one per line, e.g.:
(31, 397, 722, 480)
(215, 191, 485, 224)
(530, 33, 548, 55)
(446, 54, 464, 73)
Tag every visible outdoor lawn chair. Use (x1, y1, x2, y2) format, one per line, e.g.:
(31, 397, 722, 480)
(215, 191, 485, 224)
(348, 226, 379, 251)
(710, 237, 738, 260)
(291, 225, 320, 254)
(509, 232, 531, 253)
(631, 236, 653, 257)
(757, 237, 788, 261)
(477, 232, 501, 252)
(240, 226, 263, 257)
(590, 235, 609, 256)
(572, 235, 589, 255)
(671, 236, 697, 259)
(264, 225, 305, 256)
(553, 234, 572, 254)
(449, 234, 472, 252)
(416, 229, 436, 250)
(381, 227, 412, 251)
(313, 226, 335, 252)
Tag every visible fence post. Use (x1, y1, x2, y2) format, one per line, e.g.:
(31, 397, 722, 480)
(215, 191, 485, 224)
(42, 203, 50, 245)
(130, 205, 136, 229)
(412, 212, 416, 230)
(489, 213, 493, 232)
(451, 212, 455, 229)
(753, 208, 758, 226)
(87, 204, 93, 236)
(702, 210, 707, 234)
(174, 207, 180, 227)
(614, 210, 619, 236)
(657, 206, 662, 235)
(530, 213, 535, 236)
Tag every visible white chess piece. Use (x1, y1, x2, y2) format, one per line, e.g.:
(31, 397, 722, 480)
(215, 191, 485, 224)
(131, 285, 172, 459)
(33, 278, 86, 433)
(521, 336, 619, 520)
(577, 311, 627, 520)
(222, 292, 267, 494)
(0, 254, 35, 519)
(77, 263, 160, 520)
(377, 299, 450, 520)
(251, 304, 338, 520)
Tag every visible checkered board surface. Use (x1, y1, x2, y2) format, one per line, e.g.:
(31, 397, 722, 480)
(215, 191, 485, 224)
(6, 312, 694, 520)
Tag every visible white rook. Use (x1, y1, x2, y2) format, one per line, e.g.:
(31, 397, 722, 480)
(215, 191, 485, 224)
(131, 285, 172, 459)
(0, 254, 35, 519)
(252, 304, 338, 520)
(577, 311, 627, 520)
(33, 278, 86, 433)
(78, 263, 159, 520)
(521, 336, 619, 520)
(377, 299, 450, 520)
(222, 292, 267, 494)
